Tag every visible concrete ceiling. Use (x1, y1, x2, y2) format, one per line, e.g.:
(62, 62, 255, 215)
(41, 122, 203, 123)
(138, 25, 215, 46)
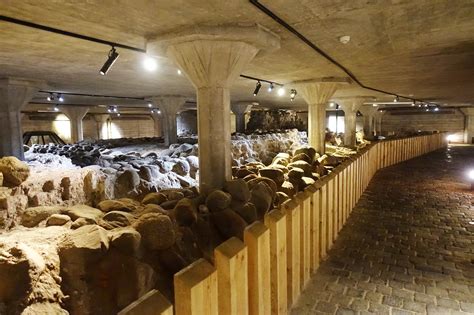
(1, 0, 473, 114)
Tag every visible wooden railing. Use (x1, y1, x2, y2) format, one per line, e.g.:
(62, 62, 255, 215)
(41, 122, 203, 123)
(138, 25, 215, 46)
(119, 133, 447, 315)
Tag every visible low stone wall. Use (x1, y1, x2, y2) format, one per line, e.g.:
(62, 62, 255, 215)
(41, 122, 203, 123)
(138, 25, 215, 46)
(120, 133, 446, 315)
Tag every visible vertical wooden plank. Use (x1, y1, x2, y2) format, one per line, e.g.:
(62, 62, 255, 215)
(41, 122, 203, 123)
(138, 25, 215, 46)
(244, 222, 271, 315)
(340, 169, 346, 226)
(118, 290, 173, 315)
(283, 201, 300, 307)
(264, 209, 287, 315)
(327, 179, 334, 249)
(320, 184, 327, 258)
(338, 172, 343, 231)
(215, 237, 248, 315)
(298, 193, 311, 286)
(174, 258, 218, 315)
(310, 187, 320, 271)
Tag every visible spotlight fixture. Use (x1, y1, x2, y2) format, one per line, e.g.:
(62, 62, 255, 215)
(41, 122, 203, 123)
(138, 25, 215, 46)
(411, 101, 416, 106)
(148, 103, 153, 108)
(177, 69, 182, 75)
(117, 113, 121, 117)
(277, 87, 285, 96)
(329, 102, 335, 107)
(47, 93, 54, 101)
(268, 83, 274, 92)
(425, 108, 429, 112)
(58, 94, 64, 102)
(418, 104, 422, 108)
(53, 105, 59, 112)
(253, 81, 262, 96)
(424, 103, 428, 107)
(372, 104, 378, 107)
(290, 89, 297, 101)
(143, 56, 158, 71)
(434, 107, 439, 112)
(99, 46, 119, 75)
(467, 169, 474, 190)
(393, 95, 399, 102)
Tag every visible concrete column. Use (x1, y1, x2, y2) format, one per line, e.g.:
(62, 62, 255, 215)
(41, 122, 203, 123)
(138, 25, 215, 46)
(148, 24, 280, 192)
(231, 102, 252, 133)
(293, 78, 351, 154)
(61, 106, 89, 143)
(150, 112, 163, 138)
(460, 108, 474, 144)
(94, 114, 110, 140)
(0, 78, 42, 159)
(358, 105, 378, 139)
(337, 97, 373, 147)
(375, 110, 386, 136)
(151, 96, 186, 146)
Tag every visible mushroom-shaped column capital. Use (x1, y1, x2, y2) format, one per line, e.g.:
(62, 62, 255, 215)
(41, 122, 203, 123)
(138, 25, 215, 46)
(150, 96, 187, 146)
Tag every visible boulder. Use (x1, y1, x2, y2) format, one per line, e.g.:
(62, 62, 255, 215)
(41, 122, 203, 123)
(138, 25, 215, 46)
(115, 169, 140, 196)
(138, 165, 160, 182)
(294, 146, 317, 161)
(291, 152, 312, 164)
(141, 192, 168, 205)
(133, 213, 176, 250)
(0, 156, 30, 187)
(224, 179, 250, 202)
(0, 171, 3, 186)
(160, 199, 179, 210)
(97, 200, 131, 213)
(46, 214, 71, 226)
(174, 198, 197, 226)
(109, 227, 141, 255)
(250, 181, 274, 218)
(172, 160, 191, 176)
(60, 224, 110, 254)
(259, 168, 285, 186)
(288, 160, 312, 177)
(230, 200, 258, 224)
(280, 181, 296, 197)
(247, 177, 277, 196)
(205, 190, 231, 212)
(63, 205, 103, 223)
(235, 168, 255, 178)
(276, 191, 290, 205)
(20, 206, 63, 227)
(211, 208, 248, 240)
(103, 211, 134, 227)
(140, 204, 167, 216)
(117, 198, 142, 212)
(288, 167, 304, 180)
(71, 217, 96, 229)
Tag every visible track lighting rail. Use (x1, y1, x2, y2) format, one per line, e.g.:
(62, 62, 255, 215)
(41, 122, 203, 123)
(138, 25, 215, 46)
(39, 90, 145, 100)
(0, 15, 146, 53)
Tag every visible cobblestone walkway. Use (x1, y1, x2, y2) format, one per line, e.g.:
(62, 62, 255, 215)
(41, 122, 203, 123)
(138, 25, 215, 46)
(292, 145, 474, 315)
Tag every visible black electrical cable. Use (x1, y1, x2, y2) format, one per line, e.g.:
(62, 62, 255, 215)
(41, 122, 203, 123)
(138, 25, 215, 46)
(0, 15, 146, 53)
(39, 90, 145, 100)
(248, 0, 437, 106)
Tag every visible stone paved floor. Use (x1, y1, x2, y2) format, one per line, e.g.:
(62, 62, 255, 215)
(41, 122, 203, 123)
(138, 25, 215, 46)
(291, 145, 474, 315)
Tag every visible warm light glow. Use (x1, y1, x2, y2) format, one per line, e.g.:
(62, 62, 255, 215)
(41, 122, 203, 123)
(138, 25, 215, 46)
(143, 56, 158, 71)
(52, 114, 71, 142)
(327, 116, 345, 133)
(467, 169, 474, 181)
(148, 103, 153, 108)
(446, 135, 454, 142)
(109, 122, 123, 139)
(177, 69, 182, 75)
(277, 87, 285, 96)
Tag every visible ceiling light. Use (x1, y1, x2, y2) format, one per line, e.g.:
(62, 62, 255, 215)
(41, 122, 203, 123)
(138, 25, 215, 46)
(117, 113, 121, 117)
(99, 46, 119, 75)
(434, 107, 439, 112)
(277, 87, 285, 96)
(339, 35, 351, 44)
(290, 89, 297, 101)
(53, 105, 59, 112)
(177, 69, 182, 75)
(253, 81, 262, 96)
(425, 108, 429, 112)
(47, 93, 54, 101)
(148, 103, 153, 108)
(393, 96, 399, 102)
(143, 56, 158, 71)
(372, 104, 378, 107)
(268, 83, 274, 92)
(412, 101, 416, 106)
(58, 94, 64, 102)
(329, 102, 335, 107)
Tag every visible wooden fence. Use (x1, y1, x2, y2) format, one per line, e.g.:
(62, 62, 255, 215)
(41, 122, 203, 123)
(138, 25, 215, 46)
(120, 133, 447, 315)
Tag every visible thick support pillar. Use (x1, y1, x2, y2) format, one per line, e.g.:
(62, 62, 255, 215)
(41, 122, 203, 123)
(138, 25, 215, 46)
(337, 97, 373, 147)
(151, 96, 186, 146)
(231, 102, 252, 133)
(61, 106, 89, 143)
(94, 114, 110, 140)
(358, 106, 378, 139)
(148, 24, 280, 192)
(375, 110, 386, 136)
(151, 113, 163, 138)
(0, 78, 42, 159)
(293, 78, 351, 154)
(460, 108, 474, 144)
